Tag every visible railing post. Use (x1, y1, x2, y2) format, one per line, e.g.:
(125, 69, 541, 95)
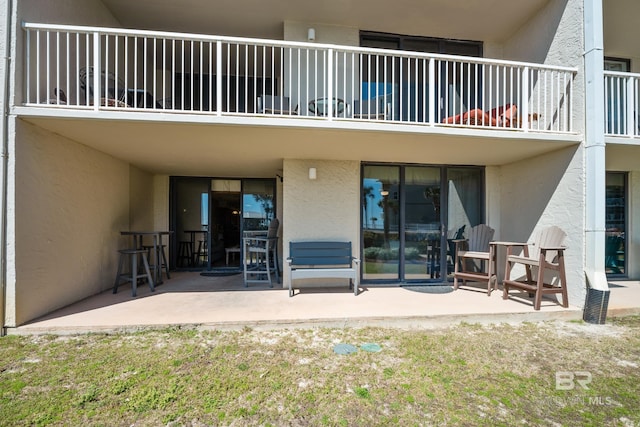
(428, 58, 435, 125)
(569, 72, 575, 133)
(93, 31, 100, 111)
(327, 48, 333, 120)
(522, 66, 529, 132)
(626, 76, 635, 136)
(216, 41, 222, 116)
(25, 30, 30, 103)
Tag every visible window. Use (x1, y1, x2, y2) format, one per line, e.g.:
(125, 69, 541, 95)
(360, 32, 483, 57)
(605, 172, 626, 276)
(359, 32, 483, 122)
(604, 57, 630, 72)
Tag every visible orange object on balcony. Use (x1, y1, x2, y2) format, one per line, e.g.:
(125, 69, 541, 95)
(442, 104, 519, 127)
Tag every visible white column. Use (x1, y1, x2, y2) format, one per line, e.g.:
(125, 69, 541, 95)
(583, 0, 608, 292)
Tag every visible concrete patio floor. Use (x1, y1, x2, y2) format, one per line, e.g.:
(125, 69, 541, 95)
(9, 272, 640, 334)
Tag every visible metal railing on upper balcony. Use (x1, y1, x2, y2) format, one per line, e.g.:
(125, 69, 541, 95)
(604, 71, 640, 138)
(23, 23, 577, 134)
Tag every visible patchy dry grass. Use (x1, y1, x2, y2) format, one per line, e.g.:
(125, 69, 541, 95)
(1, 317, 640, 426)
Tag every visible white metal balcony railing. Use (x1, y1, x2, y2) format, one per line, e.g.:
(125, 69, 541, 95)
(604, 71, 640, 138)
(24, 23, 576, 134)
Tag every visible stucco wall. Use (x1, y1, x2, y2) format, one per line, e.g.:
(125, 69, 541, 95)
(154, 175, 170, 230)
(498, 145, 586, 307)
(8, 119, 130, 326)
(282, 159, 360, 287)
(284, 21, 359, 46)
(503, 0, 585, 133)
(283, 22, 360, 115)
(129, 166, 154, 231)
(485, 166, 502, 240)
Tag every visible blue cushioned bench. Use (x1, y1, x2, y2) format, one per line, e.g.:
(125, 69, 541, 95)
(286, 241, 360, 297)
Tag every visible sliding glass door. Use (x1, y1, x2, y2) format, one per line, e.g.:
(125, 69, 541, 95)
(362, 164, 483, 283)
(605, 172, 626, 276)
(170, 177, 275, 270)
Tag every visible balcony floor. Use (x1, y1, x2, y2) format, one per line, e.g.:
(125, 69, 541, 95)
(18, 109, 580, 177)
(9, 272, 639, 335)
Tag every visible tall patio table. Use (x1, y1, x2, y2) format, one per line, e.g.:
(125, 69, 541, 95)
(121, 231, 173, 285)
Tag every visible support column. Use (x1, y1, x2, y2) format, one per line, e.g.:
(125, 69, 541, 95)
(583, 0, 610, 323)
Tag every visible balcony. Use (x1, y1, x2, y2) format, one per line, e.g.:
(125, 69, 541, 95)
(23, 23, 577, 135)
(605, 71, 640, 139)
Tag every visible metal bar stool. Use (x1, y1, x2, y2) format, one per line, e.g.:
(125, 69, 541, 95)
(113, 248, 154, 297)
(178, 241, 192, 268)
(195, 239, 208, 267)
(143, 244, 171, 281)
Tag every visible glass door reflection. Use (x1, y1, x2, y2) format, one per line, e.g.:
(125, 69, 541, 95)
(404, 167, 442, 280)
(362, 164, 484, 283)
(362, 166, 400, 281)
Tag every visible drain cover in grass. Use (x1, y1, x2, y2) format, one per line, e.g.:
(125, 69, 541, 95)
(333, 343, 358, 355)
(360, 343, 382, 353)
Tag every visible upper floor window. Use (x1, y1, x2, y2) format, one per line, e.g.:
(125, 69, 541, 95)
(604, 57, 630, 72)
(360, 31, 483, 57)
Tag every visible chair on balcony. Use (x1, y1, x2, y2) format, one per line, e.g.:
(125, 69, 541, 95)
(308, 97, 346, 117)
(243, 218, 280, 287)
(352, 97, 390, 120)
(79, 67, 162, 108)
(257, 95, 298, 115)
(79, 67, 129, 107)
(453, 224, 496, 295)
(48, 88, 67, 105)
(502, 226, 569, 310)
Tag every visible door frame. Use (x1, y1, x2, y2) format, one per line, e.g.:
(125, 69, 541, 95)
(169, 176, 277, 271)
(360, 163, 485, 284)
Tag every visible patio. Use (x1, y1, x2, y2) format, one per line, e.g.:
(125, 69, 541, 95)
(10, 273, 640, 334)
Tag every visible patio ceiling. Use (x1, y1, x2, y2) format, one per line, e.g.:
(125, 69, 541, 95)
(101, 0, 550, 44)
(21, 115, 578, 177)
(604, 0, 640, 60)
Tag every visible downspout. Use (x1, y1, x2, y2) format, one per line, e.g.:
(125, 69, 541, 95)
(583, 0, 610, 323)
(0, 0, 13, 336)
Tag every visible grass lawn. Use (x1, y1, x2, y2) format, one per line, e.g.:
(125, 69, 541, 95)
(1, 317, 640, 426)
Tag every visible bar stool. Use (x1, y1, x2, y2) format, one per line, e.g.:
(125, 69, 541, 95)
(113, 249, 154, 297)
(178, 241, 192, 267)
(195, 239, 208, 267)
(143, 244, 171, 282)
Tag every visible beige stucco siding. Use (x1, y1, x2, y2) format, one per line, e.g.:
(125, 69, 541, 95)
(503, 0, 585, 134)
(282, 159, 360, 287)
(129, 166, 154, 231)
(498, 145, 586, 307)
(8, 119, 132, 326)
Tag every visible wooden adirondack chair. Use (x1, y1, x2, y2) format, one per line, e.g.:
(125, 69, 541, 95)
(453, 224, 496, 295)
(501, 226, 569, 310)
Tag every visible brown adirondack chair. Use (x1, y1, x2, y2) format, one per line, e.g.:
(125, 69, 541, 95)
(501, 226, 569, 310)
(453, 224, 496, 295)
